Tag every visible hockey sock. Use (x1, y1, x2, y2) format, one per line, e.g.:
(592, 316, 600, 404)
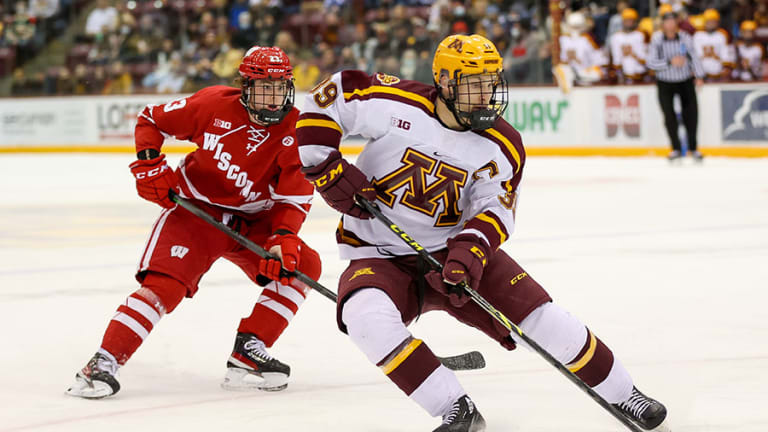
(515, 302, 633, 403)
(238, 280, 307, 347)
(100, 273, 185, 365)
(343, 288, 466, 417)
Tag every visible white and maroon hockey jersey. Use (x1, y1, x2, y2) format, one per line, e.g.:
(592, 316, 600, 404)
(134, 85, 313, 233)
(609, 29, 649, 80)
(692, 28, 736, 78)
(733, 40, 765, 81)
(559, 32, 608, 82)
(297, 71, 523, 260)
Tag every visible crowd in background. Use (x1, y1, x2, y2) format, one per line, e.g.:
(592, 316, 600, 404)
(1, 0, 766, 97)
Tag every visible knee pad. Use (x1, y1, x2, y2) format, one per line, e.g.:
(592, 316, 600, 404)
(140, 272, 187, 314)
(341, 288, 411, 364)
(515, 302, 588, 365)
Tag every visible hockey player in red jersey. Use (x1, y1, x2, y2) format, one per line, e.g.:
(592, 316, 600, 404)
(67, 46, 321, 398)
(297, 35, 670, 431)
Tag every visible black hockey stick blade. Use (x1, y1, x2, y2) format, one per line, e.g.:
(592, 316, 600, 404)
(168, 191, 485, 372)
(437, 351, 486, 371)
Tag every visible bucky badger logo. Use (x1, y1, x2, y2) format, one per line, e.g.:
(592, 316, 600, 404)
(376, 73, 401, 86)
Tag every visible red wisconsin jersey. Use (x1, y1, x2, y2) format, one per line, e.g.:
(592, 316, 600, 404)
(134, 86, 313, 233)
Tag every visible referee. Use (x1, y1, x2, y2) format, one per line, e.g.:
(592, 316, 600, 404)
(648, 7, 705, 161)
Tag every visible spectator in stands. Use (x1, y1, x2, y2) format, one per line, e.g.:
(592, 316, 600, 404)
(10, 67, 44, 95)
(733, 20, 765, 81)
(212, 43, 244, 82)
(606, 0, 630, 44)
(292, 52, 319, 92)
(88, 31, 121, 65)
(693, 8, 735, 81)
(755, 2, 768, 28)
(102, 60, 133, 94)
(142, 51, 187, 93)
(609, 8, 649, 84)
(72, 63, 89, 94)
(274, 30, 298, 58)
(349, 24, 375, 72)
(505, 19, 531, 83)
(54, 65, 75, 94)
(560, 11, 608, 85)
(88, 64, 107, 93)
(84, 0, 117, 38)
(231, 11, 260, 50)
(4, 1, 38, 64)
(337, 46, 358, 71)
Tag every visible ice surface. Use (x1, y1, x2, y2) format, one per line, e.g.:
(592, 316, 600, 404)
(1, 154, 767, 431)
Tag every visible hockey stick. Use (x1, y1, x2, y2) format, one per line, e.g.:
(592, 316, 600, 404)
(358, 198, 644, 432)
(168, 190, 485, 371)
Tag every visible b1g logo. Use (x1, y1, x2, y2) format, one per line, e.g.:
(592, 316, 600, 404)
(391, 116, 411, 131)
(605, 94, 640, 138)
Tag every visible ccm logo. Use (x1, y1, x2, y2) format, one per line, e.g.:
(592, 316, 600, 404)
(267, 68, 285, 73)
(134, 165, 168, 179)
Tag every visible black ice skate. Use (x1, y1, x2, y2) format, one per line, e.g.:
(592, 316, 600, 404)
(66, 352, 121, 399)
(433, 395, 486, 432)
(690, 150, 704, 163)
(667, 150, 682, 162)
(221, 332, 290, 392)
(613, 386, 670, 431)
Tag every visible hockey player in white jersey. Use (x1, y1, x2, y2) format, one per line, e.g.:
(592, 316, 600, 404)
(733, 20, 765, 81)
(559, 12, 608, 84)
(693, 9, 736, 81)
(296, 34, 670, 432)
(609, 8, 649, 84)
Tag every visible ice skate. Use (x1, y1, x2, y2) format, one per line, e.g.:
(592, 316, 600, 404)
(222, 332, 290, 392)
(614, 386, 670, 431)
(690, 150, 704, 163)
(66, 352, 120, 399)
(667, 150, 682, 162)
(433, 395, 486, 432)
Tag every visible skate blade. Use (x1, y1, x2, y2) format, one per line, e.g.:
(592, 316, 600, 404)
(221, 368, 288, 392)
(66, 376, 115, 399)
(651, 418, 672, 432)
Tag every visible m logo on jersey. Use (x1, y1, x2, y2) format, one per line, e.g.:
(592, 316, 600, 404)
(372, 148, 468, 227)
(171, 245, 189, 259)
(246, 126, 270, 155)
(605, 94, 640, 138)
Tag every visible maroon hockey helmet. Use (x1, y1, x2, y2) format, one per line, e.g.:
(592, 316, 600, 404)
(239, 46, 295, 125)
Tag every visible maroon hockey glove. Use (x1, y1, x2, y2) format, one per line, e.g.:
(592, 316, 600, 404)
(439, 234, 491, 307)
(302, 151, 377, 219)
(129, 154, 179, 209)
(259, 231, 301, 285)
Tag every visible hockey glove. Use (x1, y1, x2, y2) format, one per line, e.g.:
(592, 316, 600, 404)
(302, 150, 377, 219)
(259, 230, 301, 285)
(439, 234, 491, 307)
(129, 154, 179, 209)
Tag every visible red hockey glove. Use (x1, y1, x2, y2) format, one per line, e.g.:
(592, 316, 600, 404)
(302, 150, 377, 219)
(259, 231, 302, 285)
(129, 154, 178, 208)
(439, 234, 491, 307)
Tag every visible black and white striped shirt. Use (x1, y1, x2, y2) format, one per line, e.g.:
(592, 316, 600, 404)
(648, 31, 705, 82)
